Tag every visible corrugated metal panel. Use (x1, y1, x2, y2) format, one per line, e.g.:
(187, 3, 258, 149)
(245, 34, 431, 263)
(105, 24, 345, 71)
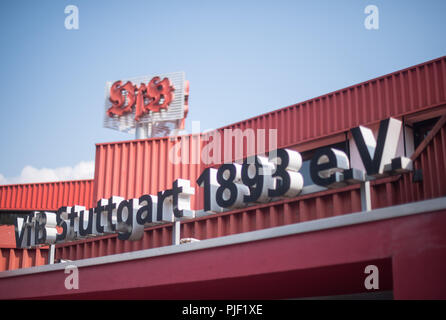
(0, 179, 94, 211)
(93, 57, 446, 206)
(0, 247, 48, 271)
(56, 118, 446, 262)
(58, 185, 362, 261)
(219, 56, 446, 150)
(54, 175, 406, 261)
(4, 57, 446, 269)
(0, 225, 15, 248)
(93, 136, 205, 209)
(373, 117, 446, 207)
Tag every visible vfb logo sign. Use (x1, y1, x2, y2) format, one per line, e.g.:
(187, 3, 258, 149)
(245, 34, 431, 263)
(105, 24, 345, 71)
(107, 77, 175, 121)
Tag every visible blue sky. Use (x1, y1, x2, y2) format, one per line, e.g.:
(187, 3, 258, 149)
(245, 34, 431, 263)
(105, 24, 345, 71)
(0, 0, 445, 184)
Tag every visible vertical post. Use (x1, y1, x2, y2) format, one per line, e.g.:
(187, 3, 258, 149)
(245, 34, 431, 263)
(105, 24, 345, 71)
(360, 181, 372, 212)
(345, 131, 350, 161)
(135, 124, 144, 139)
(402, 116, 407, 157)
(147, 122, 152, 138)
(172, 220, 180, 245)
(48, 244, 55, 264)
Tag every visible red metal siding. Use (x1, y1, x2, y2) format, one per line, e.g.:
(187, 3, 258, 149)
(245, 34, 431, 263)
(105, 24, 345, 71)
(0, 179, 94, 211)
(57, 186, 362, 261)
(4, 209, 446, 300)
(56, 118, 446, 262)
(93, 136, 205, 210)
(7, 119, 446, 270)
(219, 56, 446, 150)
(0, 225, 15, 248)
(373, 118, 446, 207)
(93, 57, 446, 206)
(0, 247, 48, 271)
(3, 57, 446, 270)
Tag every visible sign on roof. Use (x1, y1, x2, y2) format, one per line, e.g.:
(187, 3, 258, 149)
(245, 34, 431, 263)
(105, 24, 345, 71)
(103, 71, 188, 138)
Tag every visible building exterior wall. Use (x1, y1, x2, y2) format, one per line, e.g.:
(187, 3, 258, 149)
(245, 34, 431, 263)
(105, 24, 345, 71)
(92, 57, 446, 210)
(0, 179, 94, 211)
(0, 246, 48, 272)
(1, 202, 445, 299)
(51, 116, 446, 263)
(0, 56, 445, 291)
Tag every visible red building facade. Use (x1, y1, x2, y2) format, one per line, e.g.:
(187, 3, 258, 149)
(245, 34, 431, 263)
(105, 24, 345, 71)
(0, 56, 446, 299)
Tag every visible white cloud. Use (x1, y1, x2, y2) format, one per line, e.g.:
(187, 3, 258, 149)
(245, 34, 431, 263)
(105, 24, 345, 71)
(0, 173, 8, 185)
(0, 161, 95, 185)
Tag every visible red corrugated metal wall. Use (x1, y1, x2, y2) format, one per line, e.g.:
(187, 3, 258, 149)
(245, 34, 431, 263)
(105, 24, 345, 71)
(0, 225, 15, 248)
(0, 179, 94, 211)
(55, 142, 446, 263)
(0, 179, 94, 271)
(93, 136, 205, 209)
(2, 56, 446, 269)
(0, 247, 48, 271)
(54, 113, 446, 261)
(56, 185, 363, 261)
(219, 56, 446, 149)
(64, 57, 446, 262)
(93, 57, 446, 208)
(0, 224, 49, 271)
(373, 118, 446, 208)
(56, 121, 446, 262)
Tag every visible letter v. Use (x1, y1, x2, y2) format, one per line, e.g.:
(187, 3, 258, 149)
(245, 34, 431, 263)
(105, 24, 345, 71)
(14, 216, 29, 248)
(351, 118, 402, 176)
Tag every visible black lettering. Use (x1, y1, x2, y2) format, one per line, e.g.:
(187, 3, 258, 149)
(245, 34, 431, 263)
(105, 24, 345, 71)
(106, 197, 117, 231)
(14, 215, 31, 248)
(216, 164, 238, 208)
(136, 195, 153, 225)
(117, 199, 133, 241)
(172, 180, 184, 218)
(34, 213, 47, 245)
(241, 156, 264, 203)
(196, 168, 211, 212)
(351, 118, 390, 175)
(95, 200, 107, 234)
(78, 208, 94, 237)
(310, 147, 338, 187)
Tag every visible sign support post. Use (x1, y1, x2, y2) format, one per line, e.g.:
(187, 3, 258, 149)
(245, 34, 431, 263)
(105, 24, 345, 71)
(48, 244, 55, 264)
(360, 181, 372, 212)
(172, 220, 181, 245)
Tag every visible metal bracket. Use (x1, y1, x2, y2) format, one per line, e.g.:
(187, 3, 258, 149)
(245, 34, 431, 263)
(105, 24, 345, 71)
(48, 244, 55, 264)
(360, 181, 372, 212)
(172, 220, 181, 245)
